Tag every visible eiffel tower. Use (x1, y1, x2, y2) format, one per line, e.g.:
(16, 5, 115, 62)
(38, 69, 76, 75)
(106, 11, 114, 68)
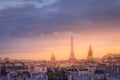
(68, 37, 76, 61)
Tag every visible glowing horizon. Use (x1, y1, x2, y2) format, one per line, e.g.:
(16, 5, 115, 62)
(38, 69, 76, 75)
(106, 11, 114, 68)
(0, 31, 120, 60)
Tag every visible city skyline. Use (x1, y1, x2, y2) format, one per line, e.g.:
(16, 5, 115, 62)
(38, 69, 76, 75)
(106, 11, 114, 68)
(0, 0, 120, 60)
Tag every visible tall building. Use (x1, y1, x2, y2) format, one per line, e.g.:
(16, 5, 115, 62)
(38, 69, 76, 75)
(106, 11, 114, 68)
(68, 37, 76, 61)
(51, 53, 56, 62)
(87, 45, 93, 60)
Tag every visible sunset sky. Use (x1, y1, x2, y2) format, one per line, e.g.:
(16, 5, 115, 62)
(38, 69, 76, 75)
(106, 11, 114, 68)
(0, 0, 120, 60)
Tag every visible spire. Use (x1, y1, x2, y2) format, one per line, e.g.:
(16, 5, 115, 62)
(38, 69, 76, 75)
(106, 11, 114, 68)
(89, 45, 92, 55)
(87, 45, 93, 60)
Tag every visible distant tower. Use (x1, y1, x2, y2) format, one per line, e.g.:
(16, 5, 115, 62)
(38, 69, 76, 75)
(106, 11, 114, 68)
(69, 37, 76, 61)
(87, 45, 93, 60)
(51, 53, 56, 62)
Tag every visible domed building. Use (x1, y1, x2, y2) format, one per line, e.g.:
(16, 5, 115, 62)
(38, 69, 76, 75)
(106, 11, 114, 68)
(51, 53, 56, 62)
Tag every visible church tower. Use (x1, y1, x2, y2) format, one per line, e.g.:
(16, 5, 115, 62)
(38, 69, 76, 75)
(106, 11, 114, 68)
(87, 45, 93, 60)
(68, 37, 76, 61)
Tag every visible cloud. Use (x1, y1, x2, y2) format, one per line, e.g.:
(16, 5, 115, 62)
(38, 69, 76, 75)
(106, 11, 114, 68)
(0, 0, 57, 10)
(0, 0, 120, 39)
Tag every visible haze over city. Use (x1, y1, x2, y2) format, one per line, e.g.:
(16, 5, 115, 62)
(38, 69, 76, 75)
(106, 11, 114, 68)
(0, 0, 120, 60)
